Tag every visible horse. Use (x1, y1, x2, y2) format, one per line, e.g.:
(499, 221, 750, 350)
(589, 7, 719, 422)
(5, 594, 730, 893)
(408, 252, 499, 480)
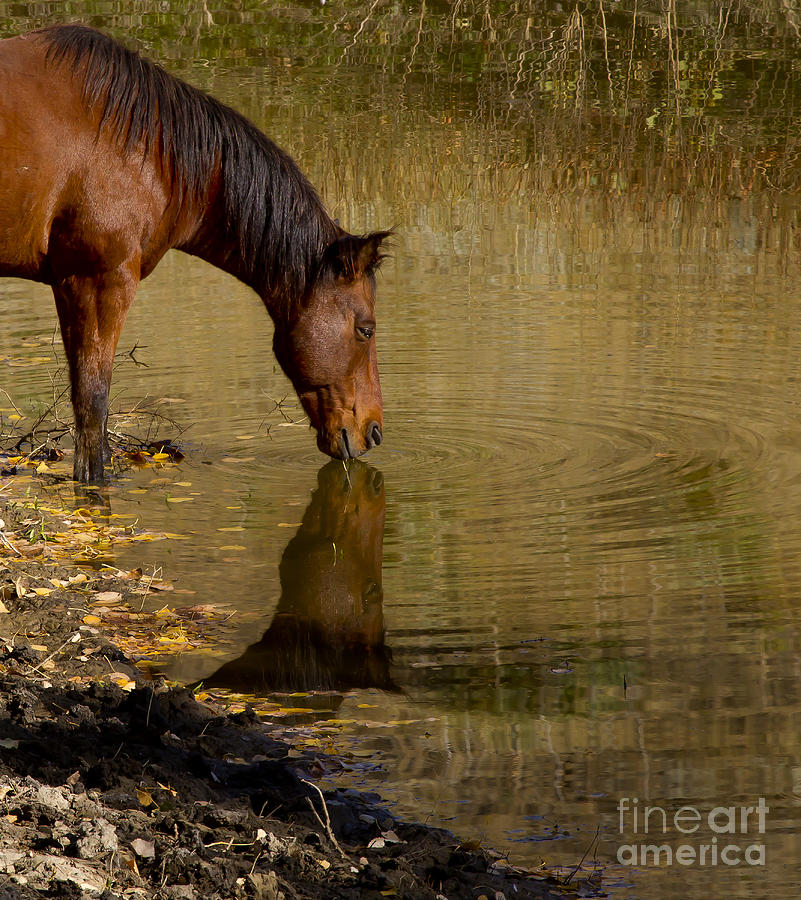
(0, 25, 390, 482)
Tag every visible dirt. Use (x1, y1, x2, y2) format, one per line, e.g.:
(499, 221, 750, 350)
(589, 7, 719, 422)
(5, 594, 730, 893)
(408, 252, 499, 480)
(0, 492, 604, 900)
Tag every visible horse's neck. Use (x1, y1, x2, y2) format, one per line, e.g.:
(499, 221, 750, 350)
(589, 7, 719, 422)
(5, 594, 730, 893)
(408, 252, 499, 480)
(175, 185, 277, 315)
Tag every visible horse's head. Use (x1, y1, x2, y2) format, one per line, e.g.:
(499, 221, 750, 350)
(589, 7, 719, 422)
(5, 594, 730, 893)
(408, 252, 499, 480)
(273, 231, 391, 460)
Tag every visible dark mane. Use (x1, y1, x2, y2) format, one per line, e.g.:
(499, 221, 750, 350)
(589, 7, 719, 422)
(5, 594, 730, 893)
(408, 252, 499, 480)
(37, 24, 339, 311)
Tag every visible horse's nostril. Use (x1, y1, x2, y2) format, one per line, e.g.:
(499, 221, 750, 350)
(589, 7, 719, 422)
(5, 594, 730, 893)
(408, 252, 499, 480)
(367, 422, 383, 449)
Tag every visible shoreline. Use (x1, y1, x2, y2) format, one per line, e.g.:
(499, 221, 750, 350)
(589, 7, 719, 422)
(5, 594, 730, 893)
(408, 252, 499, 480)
(0, 474, 602, 899)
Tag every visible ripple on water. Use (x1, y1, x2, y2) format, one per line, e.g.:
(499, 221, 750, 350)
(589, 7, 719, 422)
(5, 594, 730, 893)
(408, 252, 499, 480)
(376, 363, 788, 587)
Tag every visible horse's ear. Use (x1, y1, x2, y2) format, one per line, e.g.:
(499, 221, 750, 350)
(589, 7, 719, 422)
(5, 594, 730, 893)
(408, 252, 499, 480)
(322, 231, 393, 282)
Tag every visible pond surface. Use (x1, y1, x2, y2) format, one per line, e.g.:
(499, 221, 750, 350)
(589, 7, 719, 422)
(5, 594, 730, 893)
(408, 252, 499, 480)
(3, 2, 801, 896)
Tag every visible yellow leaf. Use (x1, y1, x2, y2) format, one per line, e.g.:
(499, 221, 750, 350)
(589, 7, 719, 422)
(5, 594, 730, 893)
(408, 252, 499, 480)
(83, 615, 102, 625)
(151, 452, 170, 461)
(109, 673, 136, 691)
(217, 526, 244, 532)
(136, 788, 155, 807)
(33, 588, 53, 597)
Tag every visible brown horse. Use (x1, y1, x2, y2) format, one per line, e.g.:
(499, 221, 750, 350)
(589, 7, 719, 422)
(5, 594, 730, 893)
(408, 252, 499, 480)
(0, 25, 390, 482)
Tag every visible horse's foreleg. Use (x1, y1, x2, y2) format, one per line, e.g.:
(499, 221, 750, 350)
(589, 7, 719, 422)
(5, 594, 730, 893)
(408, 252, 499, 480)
(52, 267, 138, 483)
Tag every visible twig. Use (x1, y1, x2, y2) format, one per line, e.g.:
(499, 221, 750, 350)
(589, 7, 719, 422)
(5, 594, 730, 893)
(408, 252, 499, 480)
(301, 779, 349, 861)
(26, 631, 81, 676)
(126, 343, 149, 368)
(0, 530, 21, 556)
(0, 389, 23, 418)
(564, 824, 600, 885)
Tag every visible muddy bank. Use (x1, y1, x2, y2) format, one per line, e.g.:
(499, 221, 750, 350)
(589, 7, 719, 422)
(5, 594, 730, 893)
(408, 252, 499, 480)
(0, 493, 602, 899)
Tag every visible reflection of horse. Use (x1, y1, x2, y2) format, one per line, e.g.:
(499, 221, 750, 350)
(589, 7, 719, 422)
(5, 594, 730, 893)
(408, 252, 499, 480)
(0, 26, 389, 482)
(202, 461, 396, 693)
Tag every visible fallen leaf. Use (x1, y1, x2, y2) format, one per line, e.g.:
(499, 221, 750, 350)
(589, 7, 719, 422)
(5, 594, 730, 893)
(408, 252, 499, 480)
(131, 838, 156, 858)
(108, 673, 136, 691)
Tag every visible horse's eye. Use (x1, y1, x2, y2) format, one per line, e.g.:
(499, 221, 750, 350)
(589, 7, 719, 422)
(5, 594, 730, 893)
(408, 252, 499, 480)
(356, 324, 374, 341)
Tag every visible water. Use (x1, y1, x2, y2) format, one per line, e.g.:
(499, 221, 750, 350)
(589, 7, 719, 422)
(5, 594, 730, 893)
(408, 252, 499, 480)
(3, 3, 801, 896)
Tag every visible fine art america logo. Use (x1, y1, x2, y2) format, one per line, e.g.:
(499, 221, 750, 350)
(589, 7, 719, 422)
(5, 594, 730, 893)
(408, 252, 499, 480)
(617, 797, 769, 867)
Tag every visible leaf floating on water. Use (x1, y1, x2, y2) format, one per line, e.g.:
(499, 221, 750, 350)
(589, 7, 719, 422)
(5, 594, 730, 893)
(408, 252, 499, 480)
(148, 579, 174, 592)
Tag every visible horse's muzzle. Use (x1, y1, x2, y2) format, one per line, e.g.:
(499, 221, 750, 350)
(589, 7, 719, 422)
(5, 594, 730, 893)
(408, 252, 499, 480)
(325, 421, 383, 460)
